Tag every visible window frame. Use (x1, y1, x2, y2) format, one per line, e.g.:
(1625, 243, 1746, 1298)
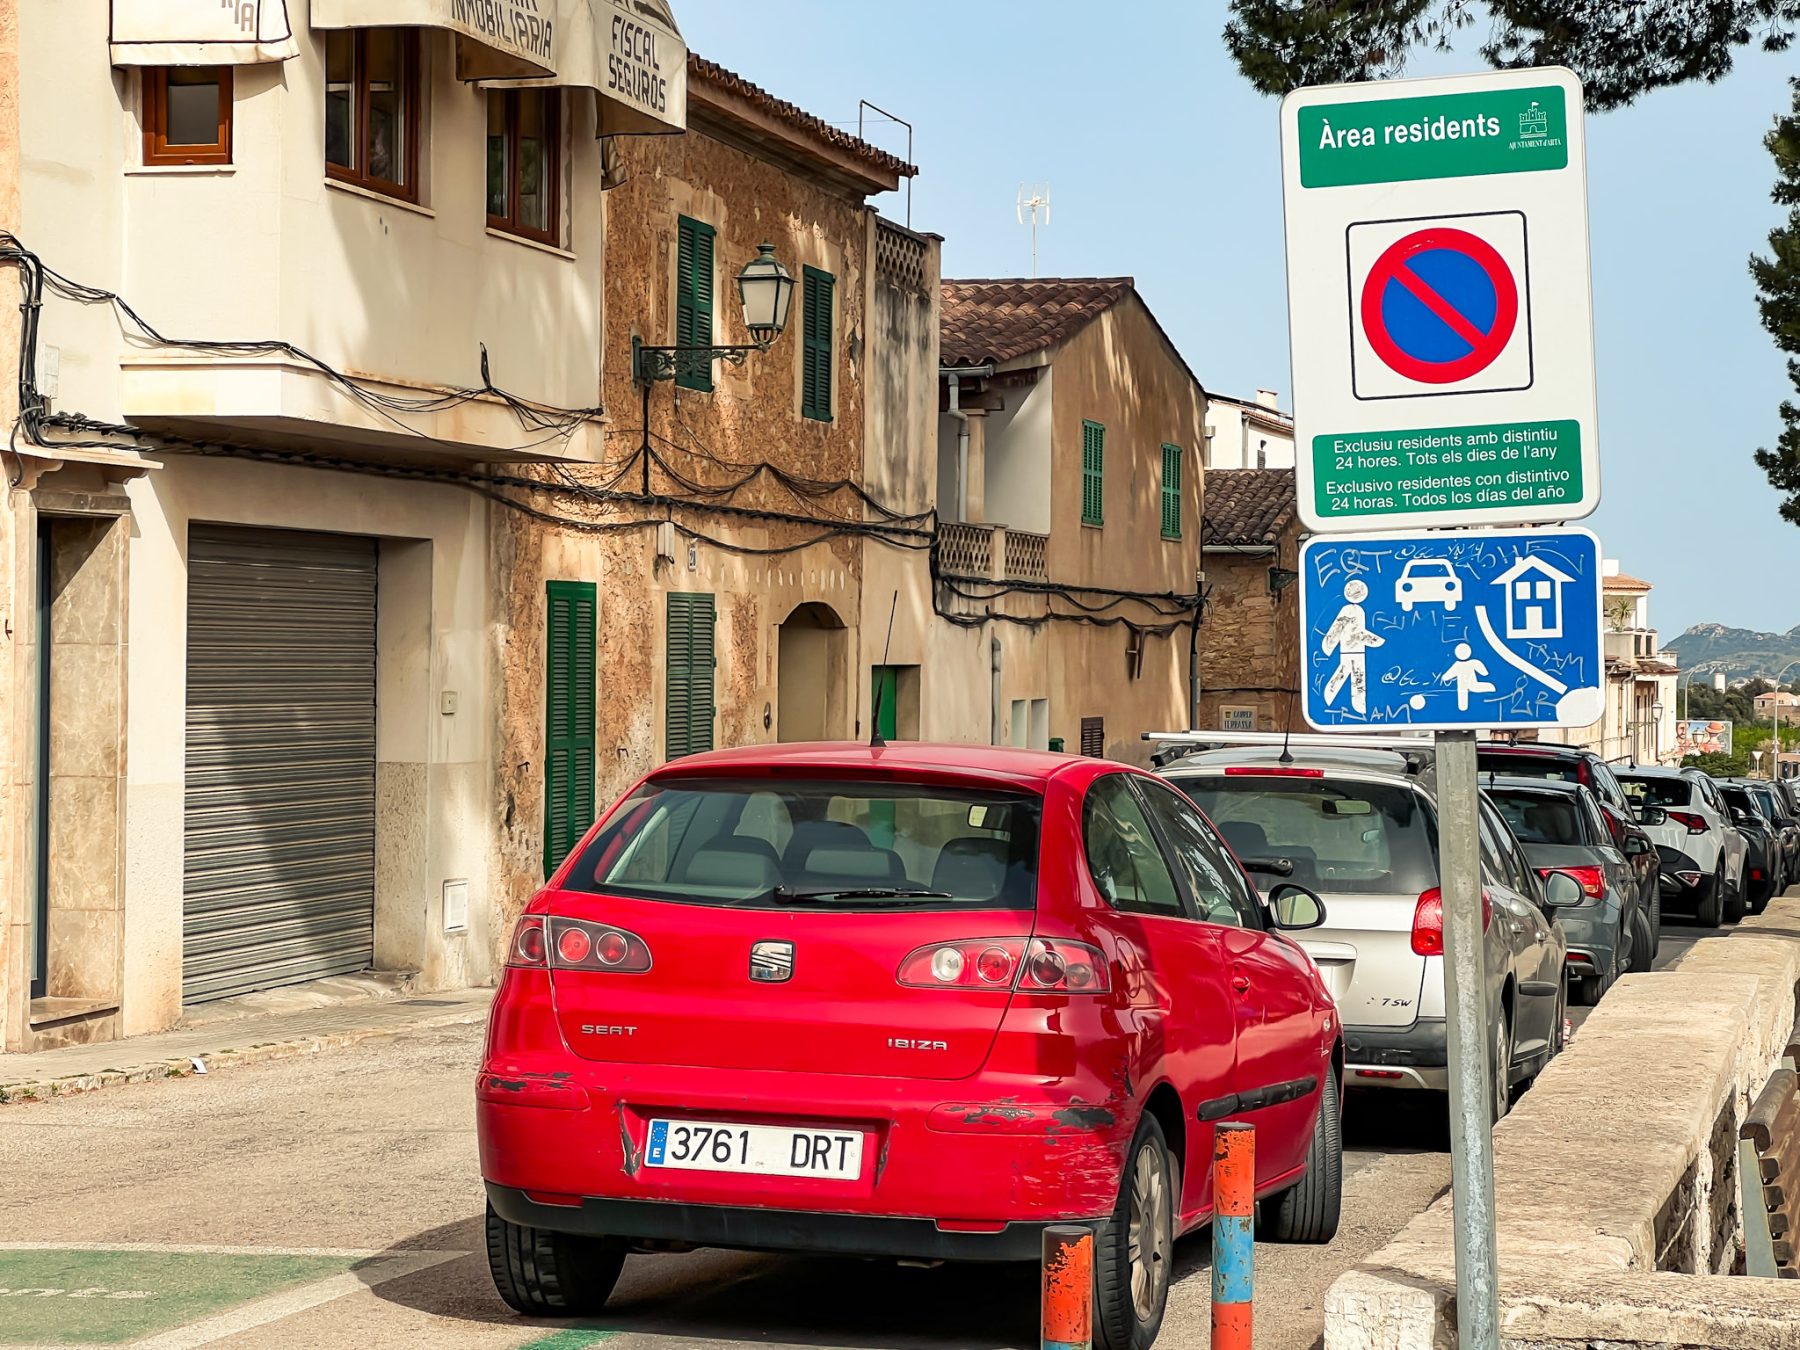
(143, 66, 233, 167)
(801, 266, 835, 422)
(1082, 774, 1186, 919)
(1160, 442, 1183, 540)
(324, 28, 422, 204)
(1133, 777, 1265, 930)
(485, 87, 563, 247)
(675, 215, 717, 393)
(1081, 420, 1105, 527)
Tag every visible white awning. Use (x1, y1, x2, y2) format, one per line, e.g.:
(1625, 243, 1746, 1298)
(111, 0, 299, 66)
(482, 0, 686, 136)
(311, 0, 557, 80)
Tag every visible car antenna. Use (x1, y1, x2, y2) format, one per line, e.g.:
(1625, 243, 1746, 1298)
(1279, 724, 1294, 765)
(870, 591, 898, 748)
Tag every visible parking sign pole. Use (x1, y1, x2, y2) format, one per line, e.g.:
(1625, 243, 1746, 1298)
(1436, 729, 1499, 1349)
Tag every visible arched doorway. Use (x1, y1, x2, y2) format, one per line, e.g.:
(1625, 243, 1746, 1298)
(777, 602, 849, 742)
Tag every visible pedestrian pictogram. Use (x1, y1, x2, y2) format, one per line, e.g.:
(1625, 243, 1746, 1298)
(1360, 227, 1518, 385)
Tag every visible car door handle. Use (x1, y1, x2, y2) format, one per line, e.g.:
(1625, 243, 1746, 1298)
(1231, 971, 1253, 994)
(1507, 920, 1525, 936)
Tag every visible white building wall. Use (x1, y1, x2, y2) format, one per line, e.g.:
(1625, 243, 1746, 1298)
(1205, 394, 1295, 470)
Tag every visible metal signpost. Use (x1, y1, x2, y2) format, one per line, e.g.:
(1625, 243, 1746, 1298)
(1281, 67, 1599, 1350)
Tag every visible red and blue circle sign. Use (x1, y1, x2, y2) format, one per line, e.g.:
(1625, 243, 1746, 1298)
(1359, 228, 1519, 385)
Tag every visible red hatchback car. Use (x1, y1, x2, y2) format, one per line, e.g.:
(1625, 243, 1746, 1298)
(478, 743, 1343, 1348)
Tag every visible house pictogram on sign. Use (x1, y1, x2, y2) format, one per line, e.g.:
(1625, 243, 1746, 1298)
(1492, 555, 1575, 640)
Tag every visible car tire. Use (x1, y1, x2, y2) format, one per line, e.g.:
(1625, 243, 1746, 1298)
(485, 1201, 625, 1318)
(1490, 1004, 1513, 1124)
(1631, 907, 1654, 975)
(1093, 1115, 1175, 1350)
(1694, 865, 1724, 928)
(1725, 873, 1748, 924)
(1648, 883, 1663, 956)
(1261, 1069, 1343, 1245)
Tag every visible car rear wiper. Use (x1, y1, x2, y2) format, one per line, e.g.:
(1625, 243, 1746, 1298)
(1241, 856, 1296, 877)
(772, 885, 957, 902)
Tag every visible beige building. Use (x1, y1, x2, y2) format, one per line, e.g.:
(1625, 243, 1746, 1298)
(1540, 565, 1678, 766)
(931, 279, 1208, 762)
(0, 0, 685, 1050)
(1195, 468, 1304, 733)
(490, 57, 919, 940)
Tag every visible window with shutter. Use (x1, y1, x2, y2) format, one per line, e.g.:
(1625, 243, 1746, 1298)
(666, 592, 716, 758)
(1161, 443, 1183, 539)
(544, 581, 597, 877)
(802, 267, 834, 422)
(1080, 716, 1105, 758)
(676, 216, 715, 392)
(1081, 421, 1105, 526)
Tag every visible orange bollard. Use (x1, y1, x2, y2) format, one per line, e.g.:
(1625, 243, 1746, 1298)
(1041, 1223, 1093, 1350)
(1211, 1122, 1255, 1350)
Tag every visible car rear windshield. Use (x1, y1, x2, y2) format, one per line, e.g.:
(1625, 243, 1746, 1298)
(560, 777, 1042, 910)
(1487, 788, 1582, 845)
(1752, 787, 1783, 821)
(1723, 786, 1759, 818)
(1618, 774, 1692, 808)
(1476, 751, 1579, 785)
(1171, 775, 1437, 895)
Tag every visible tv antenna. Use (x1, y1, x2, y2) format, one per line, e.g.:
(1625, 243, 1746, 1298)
(1017, 184, 1051, 278)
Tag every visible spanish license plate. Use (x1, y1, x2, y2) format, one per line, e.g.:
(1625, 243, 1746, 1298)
(644, 1119, 863, 1179)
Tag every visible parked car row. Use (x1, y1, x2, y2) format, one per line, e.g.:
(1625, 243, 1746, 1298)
(1615, 765, 1798, 928)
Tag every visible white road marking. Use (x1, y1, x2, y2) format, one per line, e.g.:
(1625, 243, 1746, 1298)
(127, 1250, 466, 1349)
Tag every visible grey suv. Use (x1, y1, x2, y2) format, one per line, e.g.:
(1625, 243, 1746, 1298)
(1158, 739, 1572, 1120)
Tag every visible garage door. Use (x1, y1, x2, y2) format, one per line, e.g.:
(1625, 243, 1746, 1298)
(183, 526, 377, 1004)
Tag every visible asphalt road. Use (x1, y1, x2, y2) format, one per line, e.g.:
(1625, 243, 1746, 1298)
(0, 916, 1725, 1350)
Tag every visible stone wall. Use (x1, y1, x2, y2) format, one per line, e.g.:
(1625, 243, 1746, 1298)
(1325, 898, 1800, 1349)
(1195, 514, 1304, 732)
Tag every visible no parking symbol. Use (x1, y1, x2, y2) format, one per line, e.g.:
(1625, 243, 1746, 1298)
(1349, 211, 1532, 400)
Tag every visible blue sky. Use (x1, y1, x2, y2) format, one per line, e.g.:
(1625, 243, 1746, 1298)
(676, 0, 1795, 639)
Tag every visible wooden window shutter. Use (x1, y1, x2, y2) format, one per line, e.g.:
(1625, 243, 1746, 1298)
(1161, 443, 1182, 539)
(676, 216, 715, 392)
(1080, 716, 1105, 758)
(1081, 421, 1105, 526)
(544, 581, 597, 877)
(666, 592, 716, 758)
(802, 267, 834, 422)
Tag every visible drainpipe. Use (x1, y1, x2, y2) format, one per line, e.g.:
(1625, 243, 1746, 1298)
(1189, 568, 1203, 730)
(941, 365, 994, 521)
(990, 636, 1003, 746)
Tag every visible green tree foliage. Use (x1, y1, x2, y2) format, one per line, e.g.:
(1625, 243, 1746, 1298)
(1223, 2, 1797, 110)
(1752, 78, 1800, 521)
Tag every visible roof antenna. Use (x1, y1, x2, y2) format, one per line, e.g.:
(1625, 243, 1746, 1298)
(1279, 690, 1296, 764)
(870, 591, 898, 748)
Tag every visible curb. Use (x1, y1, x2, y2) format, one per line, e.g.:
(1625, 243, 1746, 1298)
(0, 1006, 488, 1106)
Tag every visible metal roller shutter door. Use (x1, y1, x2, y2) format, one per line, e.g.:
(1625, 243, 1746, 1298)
(183, 526, 377, 1004)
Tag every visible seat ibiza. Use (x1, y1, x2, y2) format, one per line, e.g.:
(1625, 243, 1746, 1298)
(478, 743, 1343, 1349)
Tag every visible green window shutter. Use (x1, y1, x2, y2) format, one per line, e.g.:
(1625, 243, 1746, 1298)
(1161, 443, 1183, 539)
(1081, 421, 1105, 526)
(802, 267, 834, 422)
(666, 592, 716, 758)
(544, 581, 597, 877)
(676, 216, 715, 393)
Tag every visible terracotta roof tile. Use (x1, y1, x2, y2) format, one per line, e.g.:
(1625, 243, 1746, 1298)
(1604, 572, 1652, 592)
(940, 278, 1134, 367)
(689, 56, 915, 180)
(1203, 468, 1297, 546)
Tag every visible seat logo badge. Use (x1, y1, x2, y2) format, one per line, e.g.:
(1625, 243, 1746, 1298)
(750, 940, 794, 983)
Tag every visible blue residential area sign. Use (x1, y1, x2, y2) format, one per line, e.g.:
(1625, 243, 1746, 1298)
(1298, 527, 1604, 731)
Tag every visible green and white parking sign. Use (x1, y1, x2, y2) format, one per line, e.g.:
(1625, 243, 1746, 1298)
(1281, 68, 1599, 532)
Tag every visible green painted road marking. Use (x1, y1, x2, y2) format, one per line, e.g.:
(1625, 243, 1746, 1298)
(519, 1331, 616, 1348)
(1298, 84, 1569, 186)
(0, 1250, 349, 1346)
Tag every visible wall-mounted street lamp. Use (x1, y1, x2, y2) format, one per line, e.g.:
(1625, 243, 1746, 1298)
(1268, 566, 1299, 596)
(631, 243, 795, 386)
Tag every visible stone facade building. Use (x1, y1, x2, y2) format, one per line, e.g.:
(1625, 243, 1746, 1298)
(1195, 469, 1304, 733)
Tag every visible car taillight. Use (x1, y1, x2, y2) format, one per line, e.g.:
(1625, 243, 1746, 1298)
(508, 916, 652, 972)
(897, 938, 1110, 994)
(1223, 766, 1325, 777)
(509, 916, 547, 968)
(1537, 864, 1604, 900)
(1410, 887, 1492, 957)
(1667, 810, 1708, 835)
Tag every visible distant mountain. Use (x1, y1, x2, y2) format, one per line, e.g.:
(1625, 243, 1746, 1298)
(1663, 623, 1800, 681)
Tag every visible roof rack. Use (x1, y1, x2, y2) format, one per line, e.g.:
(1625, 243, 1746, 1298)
(1143, 730, 1437, 775)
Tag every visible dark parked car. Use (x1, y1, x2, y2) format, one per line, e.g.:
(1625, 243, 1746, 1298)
(1721, 783, 1781, 916)
(1485, 776, 1645, 1003)
(1476, 743, 1660, 954)
(1734, 779, 1800, 889)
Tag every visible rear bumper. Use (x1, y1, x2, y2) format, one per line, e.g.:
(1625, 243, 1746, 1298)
(1342, 1018, 1448, 1092)
(1656, 847, 1710, 899)
(486, 1183, 1056, 1262)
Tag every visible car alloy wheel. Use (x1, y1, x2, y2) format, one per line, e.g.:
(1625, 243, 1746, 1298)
(1127, 1141, 1172, 1321)
(1491, 1006, 1512, 1124)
